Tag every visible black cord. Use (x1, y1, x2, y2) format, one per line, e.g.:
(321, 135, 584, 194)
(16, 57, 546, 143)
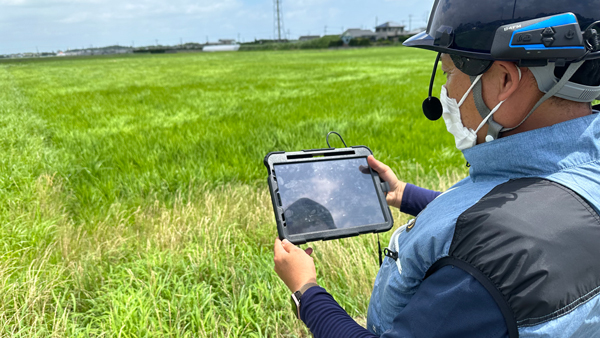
(584, 21, 600, 52)
(573, 49, 591, 63)
(377, 233, 383, 267)
(326, 131, 348, 148)
(428, 53, 442, 97)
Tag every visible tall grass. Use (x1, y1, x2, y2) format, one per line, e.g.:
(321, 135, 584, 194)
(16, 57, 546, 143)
(0, 47, 467, 336)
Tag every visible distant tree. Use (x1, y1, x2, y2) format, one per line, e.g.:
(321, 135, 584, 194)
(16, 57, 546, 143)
(328, 39, 344, 48)
(349, 38, 372, 47)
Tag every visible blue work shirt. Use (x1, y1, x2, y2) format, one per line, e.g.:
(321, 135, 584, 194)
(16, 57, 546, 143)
(300, 113, 600, 338)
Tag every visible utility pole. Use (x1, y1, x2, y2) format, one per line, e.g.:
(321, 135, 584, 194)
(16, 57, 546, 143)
(324, 25, 328, 36)
(180, 37, 183, 46)
(376, 16, 378, 28)
(409, 14, 413, 32)
(238, 33, 241, 43)
(273, 0, 285, 41)
(155, 39, 158, 46)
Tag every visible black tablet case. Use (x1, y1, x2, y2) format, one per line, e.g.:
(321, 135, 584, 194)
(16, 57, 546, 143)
(264, 146, 394, 244)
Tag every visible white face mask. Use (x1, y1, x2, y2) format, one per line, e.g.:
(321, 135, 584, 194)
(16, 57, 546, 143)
(440, 67, 521, 151)
(440, 79, 481, 151)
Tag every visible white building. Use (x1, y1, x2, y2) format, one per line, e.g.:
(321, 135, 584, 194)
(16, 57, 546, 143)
(203, 45, 241, 52)
(375, 22, 405, 37)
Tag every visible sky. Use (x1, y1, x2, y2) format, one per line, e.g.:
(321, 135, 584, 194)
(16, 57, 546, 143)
(0, 0, 434, 54)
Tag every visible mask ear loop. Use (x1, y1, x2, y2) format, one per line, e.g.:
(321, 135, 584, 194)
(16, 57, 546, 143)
(457, 74, 483, 107)
(475, 66, 522, 136)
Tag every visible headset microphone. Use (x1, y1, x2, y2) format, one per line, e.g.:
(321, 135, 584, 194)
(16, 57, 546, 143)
(423, 96, 442, 121)
(422, 53, 443, 121)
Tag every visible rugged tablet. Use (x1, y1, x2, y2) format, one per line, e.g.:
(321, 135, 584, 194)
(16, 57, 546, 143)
(264, 146, 394, 244)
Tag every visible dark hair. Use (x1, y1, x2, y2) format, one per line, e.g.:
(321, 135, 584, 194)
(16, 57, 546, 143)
(554, 59, 600, 86)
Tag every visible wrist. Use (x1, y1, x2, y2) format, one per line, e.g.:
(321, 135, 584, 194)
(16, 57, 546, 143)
(395, 182, 407, 209)
(291, 277, 317, 293)
(291, 280, 319, 319)
(296, 279, 318, 293)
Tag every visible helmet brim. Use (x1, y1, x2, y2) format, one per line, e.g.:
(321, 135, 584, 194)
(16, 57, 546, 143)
(403, 31, 500, 61)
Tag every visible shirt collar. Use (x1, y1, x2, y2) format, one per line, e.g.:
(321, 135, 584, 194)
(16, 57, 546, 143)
(463, 113, 600, 182)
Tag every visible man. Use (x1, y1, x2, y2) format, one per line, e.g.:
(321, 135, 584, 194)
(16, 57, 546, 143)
(274, 1, 600, 337)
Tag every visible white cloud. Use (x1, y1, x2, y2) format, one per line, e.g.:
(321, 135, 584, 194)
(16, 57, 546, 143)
(59, 12, 90, 23)
(0, 0, 28, 4)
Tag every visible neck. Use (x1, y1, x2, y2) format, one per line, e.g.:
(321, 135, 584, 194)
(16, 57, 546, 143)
(502, 100, 593, 138)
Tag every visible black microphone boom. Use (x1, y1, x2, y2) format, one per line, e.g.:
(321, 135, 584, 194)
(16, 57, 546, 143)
(422, 52, 443, 121)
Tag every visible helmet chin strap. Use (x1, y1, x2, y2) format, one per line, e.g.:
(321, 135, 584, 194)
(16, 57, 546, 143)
(470, 61, 584, 141)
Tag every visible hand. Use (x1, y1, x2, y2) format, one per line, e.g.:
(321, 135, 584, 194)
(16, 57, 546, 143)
(368, 155, 407, 209)
(273, 238, 317, 292)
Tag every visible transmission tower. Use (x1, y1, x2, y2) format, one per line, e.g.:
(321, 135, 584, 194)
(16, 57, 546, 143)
(273, 0, 285, 41)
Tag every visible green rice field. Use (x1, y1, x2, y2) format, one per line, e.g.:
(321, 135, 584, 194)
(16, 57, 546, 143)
(0, 47, 467, 337)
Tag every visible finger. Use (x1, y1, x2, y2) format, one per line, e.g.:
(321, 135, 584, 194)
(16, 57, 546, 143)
(368, 155, 390, 174)
(274, 238, 287, 257)
(281, 239, 301, 253)
(305, 247, 313, 256)
(368, 156, 398, 185)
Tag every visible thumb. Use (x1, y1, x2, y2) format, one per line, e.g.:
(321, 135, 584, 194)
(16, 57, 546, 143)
(367, 155, 387, 173)
(274, 237, 288, 256)
(281, 239, 301, 253)
(368, 156, 398, 183)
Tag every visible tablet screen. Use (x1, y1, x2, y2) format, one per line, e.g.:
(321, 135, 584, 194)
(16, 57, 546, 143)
(274, 158, 386, 235)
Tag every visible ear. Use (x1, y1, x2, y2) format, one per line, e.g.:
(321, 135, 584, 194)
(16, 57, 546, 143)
(494, 61, 521, 102)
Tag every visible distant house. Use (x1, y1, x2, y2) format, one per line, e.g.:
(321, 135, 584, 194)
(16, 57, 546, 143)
(375, 22, 405, 39)
(63, 49, 86, 57)
(218, 39, 236, 45)
(341, 22, 409, 44)
(299, 35, 320, 41)
(342, 29, 377, 40)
